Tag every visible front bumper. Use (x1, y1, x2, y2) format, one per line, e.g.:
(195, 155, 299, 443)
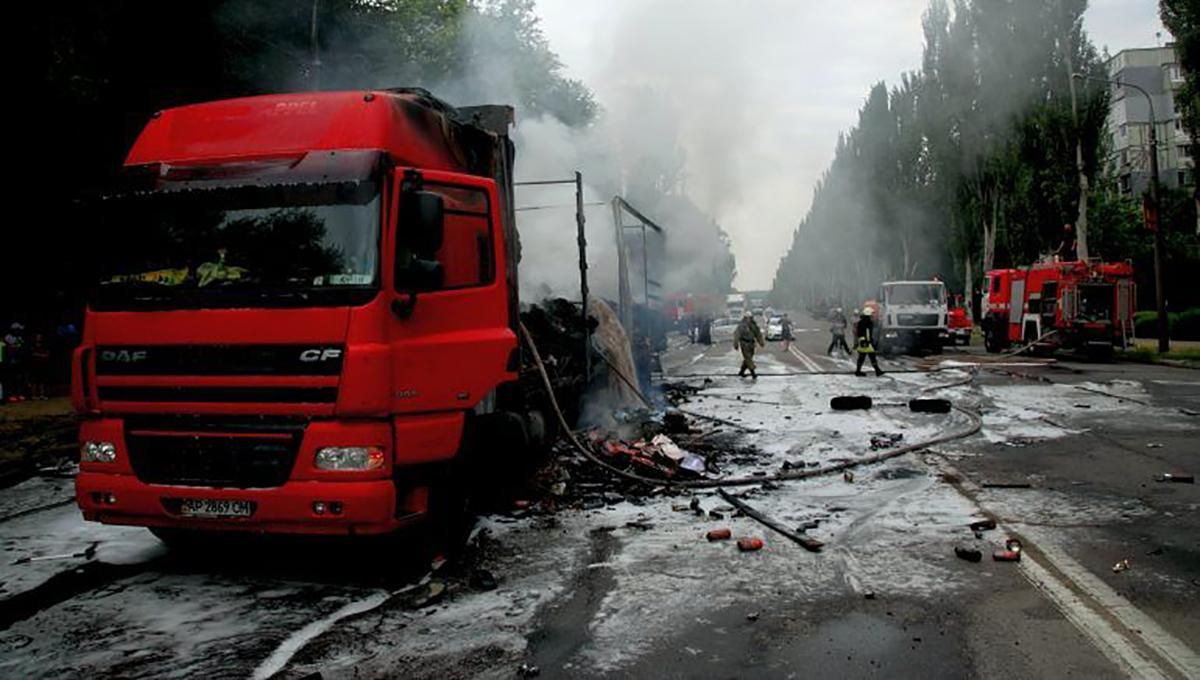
(76, 472, 424, 535)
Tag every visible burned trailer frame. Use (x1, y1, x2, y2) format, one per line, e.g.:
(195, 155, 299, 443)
(611, 197, 666, 387)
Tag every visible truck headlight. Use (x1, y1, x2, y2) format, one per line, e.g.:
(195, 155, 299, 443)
(81, 441, 117, 463)
(314, 446, 385, 471)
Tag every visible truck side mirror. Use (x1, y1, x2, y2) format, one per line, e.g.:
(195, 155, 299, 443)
(399, 190, 445, 258)
(393, 189, 445, 301)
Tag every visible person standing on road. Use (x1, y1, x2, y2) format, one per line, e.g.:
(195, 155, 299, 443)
(697, 314, 713, 345)
(29, 333, 51, 401)
(854, 308, 885, 377)
(734, 311, 766, 379)
(827, 307, 851, 356)
(780, 313, 794, 350)
(3, 323, 28, 402)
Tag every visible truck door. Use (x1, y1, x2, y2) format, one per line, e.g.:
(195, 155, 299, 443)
(385, 169, 516, 419)
(1061, 285, 1077, 325)
(1040, 281, 1058, 327)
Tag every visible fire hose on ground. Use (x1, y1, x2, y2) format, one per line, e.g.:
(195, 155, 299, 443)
(518, 322, 983, 492)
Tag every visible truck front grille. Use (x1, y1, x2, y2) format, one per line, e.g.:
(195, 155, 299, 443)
(896, 313, 939, 326)
(99, 386, 336, 403)
(126, 420, 303, 488)
(95, 345, 344, 376)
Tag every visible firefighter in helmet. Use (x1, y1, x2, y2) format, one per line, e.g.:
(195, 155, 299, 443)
(854, 307, 885, 377)
(734, 310, 766, 379)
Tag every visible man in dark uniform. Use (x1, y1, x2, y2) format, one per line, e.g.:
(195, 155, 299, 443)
(854, 307, 884, 377)
(734, 311, 766, 379)
(780, 313, 795, 350)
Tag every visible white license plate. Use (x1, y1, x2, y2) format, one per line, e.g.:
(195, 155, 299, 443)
(178, 498, 254, 518)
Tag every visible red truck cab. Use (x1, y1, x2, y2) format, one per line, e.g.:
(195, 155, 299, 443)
(946, 301, 972, 346)
(74, 90, 535, 539)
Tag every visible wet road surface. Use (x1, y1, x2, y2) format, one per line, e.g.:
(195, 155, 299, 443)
(0, 312, 1196, 678)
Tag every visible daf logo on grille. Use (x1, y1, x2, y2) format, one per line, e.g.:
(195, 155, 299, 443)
(100, 350, 148, 363)
(299, 348, 343, 362)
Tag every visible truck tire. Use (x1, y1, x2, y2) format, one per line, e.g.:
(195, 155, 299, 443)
(984, 328, 1002, 353)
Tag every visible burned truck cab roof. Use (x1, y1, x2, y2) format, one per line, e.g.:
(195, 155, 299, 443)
(125, 89, 511, 177)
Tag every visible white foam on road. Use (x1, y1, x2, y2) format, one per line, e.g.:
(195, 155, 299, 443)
(252, 590, 392, 680)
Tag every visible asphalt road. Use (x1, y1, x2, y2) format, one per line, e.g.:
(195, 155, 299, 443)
(0, 312, 1196, 679)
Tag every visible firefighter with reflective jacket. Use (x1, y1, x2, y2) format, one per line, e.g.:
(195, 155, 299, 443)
(734, 311, 766, 379)
(854, 307, 885, 377)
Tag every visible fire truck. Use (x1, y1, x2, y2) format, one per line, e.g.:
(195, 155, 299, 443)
(981, 260, 1135, 356)
(73, 89, 572, 545)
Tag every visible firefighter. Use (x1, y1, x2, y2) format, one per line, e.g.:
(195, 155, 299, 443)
(827, 307, 851, 356)
(854, 308, 885, 377)
(734, 311, 766, 379)
(1056, 223, 1077, 261)
(780, 313, 795, 350)
(697, 314, 713, 345)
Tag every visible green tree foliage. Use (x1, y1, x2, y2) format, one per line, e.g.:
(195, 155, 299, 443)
(11, 0, 599, 324)
(771, 0, 1127, 310)
(1161, 0, 1200, 159)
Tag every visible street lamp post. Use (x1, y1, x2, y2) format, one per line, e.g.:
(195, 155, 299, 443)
(1075, 73, 1169, 353)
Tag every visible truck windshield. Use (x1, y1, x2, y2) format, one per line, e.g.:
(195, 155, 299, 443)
(886, 284, 944, 305)
(90, 181, 380, 310)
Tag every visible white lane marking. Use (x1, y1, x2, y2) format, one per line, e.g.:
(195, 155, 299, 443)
(1018, 553, 1170, 680)
(689, 353, 705, 365)
(794, 347, 823, 373)
(1151, 380, 1200, 387)
(253, 590, 391, 680)
(787, 346, 822, 373)
(1023, 529, 1200, 679)
(936, 460, 1198, 679)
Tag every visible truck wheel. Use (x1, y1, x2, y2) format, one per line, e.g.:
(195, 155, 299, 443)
(984, 330, 1000, 353)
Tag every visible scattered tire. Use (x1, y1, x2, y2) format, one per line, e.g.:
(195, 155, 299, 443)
(831, 396, 873, 411)
(909, 398, 952, 414)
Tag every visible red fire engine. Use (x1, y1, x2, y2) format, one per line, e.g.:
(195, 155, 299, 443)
(982, 260, 1135, 356)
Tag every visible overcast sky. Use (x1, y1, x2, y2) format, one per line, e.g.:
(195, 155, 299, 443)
(535, 0, 1168, 291)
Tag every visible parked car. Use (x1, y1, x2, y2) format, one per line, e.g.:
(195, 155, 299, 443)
(765, 316, 784, 340)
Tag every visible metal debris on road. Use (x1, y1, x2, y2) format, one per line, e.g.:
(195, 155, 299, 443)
(718, 489, 824, 552)
(1155, 473, 1194, 483)
(955, 546, 983, 562)
(843, 470, 855, 483)
(869, 432, 904, 450)
(11, 542, 98, 565)
(517, 662, 541, 678)
(1146, 442, 1164, 449)
(1112, 559, 1131, 573)
(968, 518, 997, 532)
